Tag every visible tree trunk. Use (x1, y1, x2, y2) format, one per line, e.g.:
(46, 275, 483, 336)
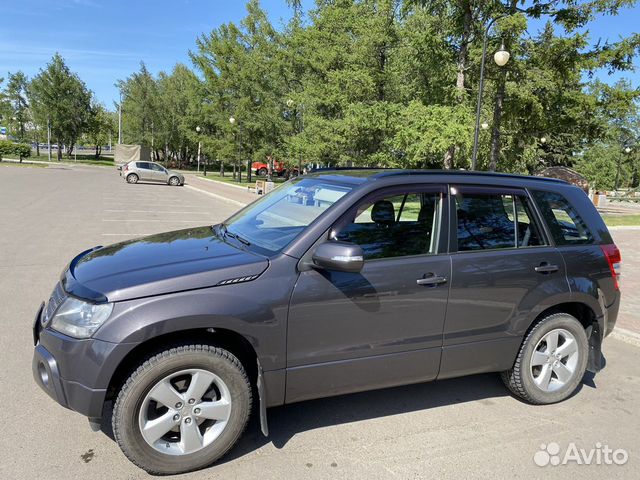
(443, 146, 455, 170)
(489, 0, 518, 172)
(443, 0, 472, 169)
(456, 1, 472, 96)
(488, 79, 504, 172)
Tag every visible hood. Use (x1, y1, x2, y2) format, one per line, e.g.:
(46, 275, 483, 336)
(62, 226, 268, 302)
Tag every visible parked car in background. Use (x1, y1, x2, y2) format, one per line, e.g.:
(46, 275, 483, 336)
(121, 161, 184, 186)
(252, 159, 298, 177)
(32, 169, 620, 474)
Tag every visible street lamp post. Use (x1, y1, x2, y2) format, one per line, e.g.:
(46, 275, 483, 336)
(196, 126, 201, 173)
(471, 16, 510, 170)
(118, 90, 123, 144)
(229, 116, 242, 183)
(287, 98, 304, 176)
(47, 117, 52, 161)
(616, 147, 632, 190)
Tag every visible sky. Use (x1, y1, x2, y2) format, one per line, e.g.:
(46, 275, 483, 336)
(0, 0, 638, 108)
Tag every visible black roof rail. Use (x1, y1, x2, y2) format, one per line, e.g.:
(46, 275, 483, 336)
(308, 167, 568, 184)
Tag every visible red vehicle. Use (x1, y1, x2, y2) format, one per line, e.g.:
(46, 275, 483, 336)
(252, 160, 298, 177)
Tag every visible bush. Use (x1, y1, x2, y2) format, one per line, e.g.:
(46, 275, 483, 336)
(0, 140, 31, 160)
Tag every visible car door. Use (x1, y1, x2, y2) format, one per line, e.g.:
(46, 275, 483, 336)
(149, 163, 168, 182)
(136, 162, 153, 181)
(438, 185, 569, 379)
(285, 185, 451, 403)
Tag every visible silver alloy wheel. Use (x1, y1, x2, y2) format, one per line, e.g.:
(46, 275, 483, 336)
(169, 177, 180, 186)
(530, 328, 580, 392)
(138, 368, 232, 456)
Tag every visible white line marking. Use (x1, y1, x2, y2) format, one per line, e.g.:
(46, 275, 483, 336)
(105, 209, 210, 214)
(102, 233, 153, 236)
(184, 184, 247, 207)
(102, 219, 208, 223)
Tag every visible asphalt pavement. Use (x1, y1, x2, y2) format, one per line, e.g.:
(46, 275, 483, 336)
(0, 163, 638, 480)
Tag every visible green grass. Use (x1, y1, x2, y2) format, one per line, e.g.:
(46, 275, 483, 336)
(602, 214, 640, 227)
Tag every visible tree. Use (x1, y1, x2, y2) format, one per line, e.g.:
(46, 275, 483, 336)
(192, 0, 289, 181)
(117, 63, 160, 149)
(29, 53, 92, 160)
(3, 71, 30, 142)
(85, 100, 115, 158)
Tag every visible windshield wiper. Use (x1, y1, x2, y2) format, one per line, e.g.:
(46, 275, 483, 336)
(226, 230, 251, 246)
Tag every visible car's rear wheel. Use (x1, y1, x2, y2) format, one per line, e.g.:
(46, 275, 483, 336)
(257, 168, 267, 177)
(501, 313, 588, 404)
(112, 345, 252, 475)
(126, 173, 139, 184)
(169, 176, 181, 186)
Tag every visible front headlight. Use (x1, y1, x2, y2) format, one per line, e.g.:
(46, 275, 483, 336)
(50, 297, 113, 338)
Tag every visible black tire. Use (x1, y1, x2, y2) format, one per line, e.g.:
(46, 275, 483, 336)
(126, 173, 139, 184)
(501, 313, 588, 404)
(112, 345, 252, 475)
(168, 176, 180, 186)
(257, 168, 268, 177)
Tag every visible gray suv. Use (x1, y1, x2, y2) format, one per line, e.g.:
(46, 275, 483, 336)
(32, 169, 621, 475)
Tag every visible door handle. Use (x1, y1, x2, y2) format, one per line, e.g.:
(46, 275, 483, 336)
(416, 275, 448, 286)
(535, 263, 559, 274)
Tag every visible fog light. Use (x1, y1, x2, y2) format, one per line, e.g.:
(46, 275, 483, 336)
(38, 362, 49, 387)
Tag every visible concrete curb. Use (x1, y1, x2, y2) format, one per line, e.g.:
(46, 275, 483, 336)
(608, 226, 640, 230)
(610, 327, 640, 347)
(1, 157, 112, 168)
(184, 184, 247, 207)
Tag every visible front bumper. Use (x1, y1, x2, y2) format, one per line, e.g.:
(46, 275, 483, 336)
(32, 303, 135, 419)
(32, 343, 107, 417)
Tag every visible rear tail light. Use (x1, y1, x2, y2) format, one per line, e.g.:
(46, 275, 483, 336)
(123, 163, 128, 171)
(601, 244, 621, 290)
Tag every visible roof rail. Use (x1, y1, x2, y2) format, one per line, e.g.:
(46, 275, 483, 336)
(309, 167, 568, 184)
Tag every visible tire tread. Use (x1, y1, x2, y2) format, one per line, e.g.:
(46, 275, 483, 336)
(501, 313, 582, 405)
(112, 344, 252, 475)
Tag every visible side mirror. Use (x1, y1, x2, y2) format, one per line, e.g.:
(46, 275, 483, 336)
(312, 241, 364, 273)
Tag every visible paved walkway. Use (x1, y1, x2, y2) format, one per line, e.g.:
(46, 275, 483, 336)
(185, 174, 258, 206)
(611, 229, 640, 336)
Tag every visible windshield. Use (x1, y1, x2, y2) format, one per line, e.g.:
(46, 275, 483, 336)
(222, 178, 353, 254)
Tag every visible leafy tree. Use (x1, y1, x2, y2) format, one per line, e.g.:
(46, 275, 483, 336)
(117, 62, 159, 148)
(85, 100, 116, 158)
(3, 71, 30, 142)
(29, 54, 92, 160)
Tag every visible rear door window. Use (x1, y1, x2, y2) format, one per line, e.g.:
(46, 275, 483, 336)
(454, 188, 545, 251)
(136, 162, 150, 169)
(531, 190, 593, 245)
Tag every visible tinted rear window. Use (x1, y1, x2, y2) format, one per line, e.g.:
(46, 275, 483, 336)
(531, 190, 593, 245)
(455, 191, 544, 251)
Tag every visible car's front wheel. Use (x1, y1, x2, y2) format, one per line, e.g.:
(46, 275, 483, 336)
(169, 176, 181, 186)
(502, 313, 588, 404)
(112, 345, 252, 475)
